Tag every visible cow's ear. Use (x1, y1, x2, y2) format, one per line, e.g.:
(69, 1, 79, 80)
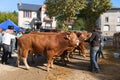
(77, 32, 82, 37)
(65, 35, 70, 40)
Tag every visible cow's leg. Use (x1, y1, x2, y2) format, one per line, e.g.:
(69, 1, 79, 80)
(81, 45, 86, 58)
(78, 44, 86, 57)
(46, 50, 56, 71)
(60, 52, 67, 65)
(78, 49, 81, 56)
(82, 51, 86, 58)
(16, 54, 20, 67)
(47, 57, 53, 71)
(50, 57, 55, 68)
(67, 52, 73, 62)
(16, 49, 21, 67)
(22, 50, 30, 70)
(23, 57, 30, 70)
(16, 53, 21, 67)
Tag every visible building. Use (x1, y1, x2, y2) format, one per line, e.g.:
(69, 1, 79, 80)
(18, 3, 120, 34)
(17, 3, 57, 31)
(97, 7, 120, 36)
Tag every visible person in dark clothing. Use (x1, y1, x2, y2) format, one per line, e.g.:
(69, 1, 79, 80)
(10, 31, 17, 58)
(85, 27, 101, 73)
(0, 28, 3, 51)
(97, 32, 107, 60)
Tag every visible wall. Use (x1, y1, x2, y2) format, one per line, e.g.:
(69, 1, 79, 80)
(18, 10, 38, 29)
(98, 9, 120, 36)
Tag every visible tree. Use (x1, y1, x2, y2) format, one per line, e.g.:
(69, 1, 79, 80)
(45, 0, 86, 31)
(79, 0, 112, 31)
(0, 11, 18, 25)
(45, 0, 112, 32)
(73, 18, 85, 30)
(0, 12, 6, 23)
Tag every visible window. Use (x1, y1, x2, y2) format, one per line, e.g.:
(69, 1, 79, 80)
(105, 17, 109, 22)
(103, 25, 110, 31)
(45, 23, 51, 29)
(24, 24, 31, 29)
(23, 21, 31, 29)
(116, 26, 120, 32)
(23, 11, 32, 18)
(117, 17, 120, 23)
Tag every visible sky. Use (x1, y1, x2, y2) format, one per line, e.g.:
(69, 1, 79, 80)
(0, 0, 45, 12)
(0, 0, 120, 12)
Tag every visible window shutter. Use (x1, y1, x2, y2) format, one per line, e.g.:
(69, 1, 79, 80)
(23, 11, 25, 18)
(30, 11, 32, 18)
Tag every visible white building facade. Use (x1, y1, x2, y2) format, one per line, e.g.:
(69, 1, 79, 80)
(17, 3, 57, 31)
(97, 8, 120, 36)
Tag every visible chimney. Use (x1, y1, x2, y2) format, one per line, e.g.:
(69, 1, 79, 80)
(19, 0, 22, 6)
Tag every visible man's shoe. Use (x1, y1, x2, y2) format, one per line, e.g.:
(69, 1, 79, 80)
(88, 68, 94, 72)
(9, 56, 14, 59)
(1, 62, 5, 64)
(95, 68, 100, 73)
(5, 62, 10, 65)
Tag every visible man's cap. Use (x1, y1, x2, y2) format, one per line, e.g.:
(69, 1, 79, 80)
(8, 25, 14, 30)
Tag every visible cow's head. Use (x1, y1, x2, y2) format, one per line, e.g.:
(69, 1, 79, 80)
(77, 31, 92, 43)
(65, 32, 79, 47)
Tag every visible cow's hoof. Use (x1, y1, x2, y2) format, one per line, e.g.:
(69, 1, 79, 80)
(47, 69, 51, 72)
(47, 67, 52, 72)
(67, 59, 71, 62)
(16, 63, 19, 67)
(83, 55, 86, 58)
(16, 65, 19, 67)
(50, 64, 54, 68)
(16, 62, 19, 67)
(44, 63, 48, 67)
(50, 66, 54, 69)
(47, 69, 49, 72)
(26, 67, 30, 70)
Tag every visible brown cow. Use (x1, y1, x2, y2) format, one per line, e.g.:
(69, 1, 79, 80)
(75, 31, 91, 57)
(17, 32, 79, 71)
(61, 31, 91, 62)
(60, 31, 91, 62)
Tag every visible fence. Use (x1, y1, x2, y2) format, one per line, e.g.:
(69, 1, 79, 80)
(113, 32, 120, 48)
(104, 36, 113, 47)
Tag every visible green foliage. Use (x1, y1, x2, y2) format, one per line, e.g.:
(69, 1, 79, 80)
(73, 18, 85, 30)
(45, 0, 86, 21)
(57, 21, 69, 32)
(45, 0, 86, 31)
(45, 0, 112, 32)
(79, 0, 112, 31)
(0, 11, 18, 25)
(57, 20, 63, 29)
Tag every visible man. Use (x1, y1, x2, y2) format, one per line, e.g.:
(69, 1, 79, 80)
(97, 32, 107, 59)
(1, 25, 17, 64)
(0, 28, 3, 51)
(85, 27, 101, 73)
(10, 31, 17, 57)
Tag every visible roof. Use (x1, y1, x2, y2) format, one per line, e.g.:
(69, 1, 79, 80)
(110, 6, 120, 10)
(111, 7, 120, 10)
(17, 3, 42, 11)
